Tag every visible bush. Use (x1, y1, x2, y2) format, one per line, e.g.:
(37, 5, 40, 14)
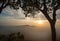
(0, 32, 24, 41)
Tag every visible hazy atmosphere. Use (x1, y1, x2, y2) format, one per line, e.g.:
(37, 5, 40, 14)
(0, 0, 60, 41)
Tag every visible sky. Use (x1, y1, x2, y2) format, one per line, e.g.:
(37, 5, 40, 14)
(0, 6, 45, 26)
(0, 6, 60, 26)
(0, 5, 60, 41)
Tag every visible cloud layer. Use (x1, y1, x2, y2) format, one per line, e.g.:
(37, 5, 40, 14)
(0, 6, 60, 20)
(0, 6, 25, 19)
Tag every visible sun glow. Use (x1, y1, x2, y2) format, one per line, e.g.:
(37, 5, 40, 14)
(33, 20, 45, 27)
(35, 20, 44, 24)
(25, 17, 45, 26)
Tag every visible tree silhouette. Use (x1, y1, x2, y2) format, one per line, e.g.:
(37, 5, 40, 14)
(0, 0, 21, 13)
(22, 0, 60, 41)
(8, 32, 24, 41)
(0, 0, 60, 41)
(0, 35, 7, 41)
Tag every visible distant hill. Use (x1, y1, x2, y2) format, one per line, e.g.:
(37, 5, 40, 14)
(0, 25, 35, 34)
(0, 25, 60, 41)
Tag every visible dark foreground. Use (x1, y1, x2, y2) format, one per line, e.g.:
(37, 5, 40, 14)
(0, 32, 24, 41)
(0, 32, 60, 41)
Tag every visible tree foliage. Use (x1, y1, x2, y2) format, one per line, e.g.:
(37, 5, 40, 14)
(0, 0, 60, 41)
(0, 32, 24, 41)
(0, 0, 60, 18)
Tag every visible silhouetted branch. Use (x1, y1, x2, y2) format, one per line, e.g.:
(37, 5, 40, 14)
(0, 0, 9, 13)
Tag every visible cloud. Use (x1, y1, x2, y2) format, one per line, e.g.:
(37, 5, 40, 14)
(0, 6, 60, 21)
(56, 9, 60, 19)
(0, 6, 25, 19)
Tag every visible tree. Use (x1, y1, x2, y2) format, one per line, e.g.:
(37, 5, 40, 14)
(22, 0, 60, 41)
(0, 0, 60, 41)
(21, 0, 60, 41)
(8, 32, 24, 41)
(0, 0, 21, 13)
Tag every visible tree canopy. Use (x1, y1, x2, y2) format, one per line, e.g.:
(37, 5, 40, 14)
(0, 0, 60, 18)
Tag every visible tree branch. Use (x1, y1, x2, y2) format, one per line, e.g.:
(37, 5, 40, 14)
(52, 3, 60, 22)
(39, 0, 52, 22)
(0, 2, 8, 13)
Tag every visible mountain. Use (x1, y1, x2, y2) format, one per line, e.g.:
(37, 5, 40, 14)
(0, 25, 60, 40)
(0, 25, 35, 34)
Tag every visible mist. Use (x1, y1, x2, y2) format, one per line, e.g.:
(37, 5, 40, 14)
(0, 20, 60, 41)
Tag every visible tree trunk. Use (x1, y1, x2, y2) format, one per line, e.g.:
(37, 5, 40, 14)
(50, 22, 56, 41)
